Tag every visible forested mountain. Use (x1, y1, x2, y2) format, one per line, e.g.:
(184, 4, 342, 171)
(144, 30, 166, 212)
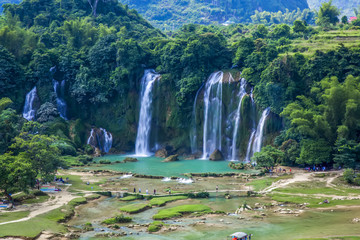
(307, 0, 359, 17)
(1, 0, 360, 174)
(119, 0, 309, 30)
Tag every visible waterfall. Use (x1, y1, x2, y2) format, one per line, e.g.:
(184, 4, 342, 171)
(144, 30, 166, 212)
(53, 80, 67, 120)
(230, 78, 247, 160)
(87, 128, 95, 145)
(252, 107, 270, 155)
(190, 83, 204, 154)
(100, 128, 113, 153)
(23, 87, 38, 121)
(87, 128, 113, 153)
(245, 88, 256, 162)
(135, 69, 160, 156)
(202, 71, 223, 159)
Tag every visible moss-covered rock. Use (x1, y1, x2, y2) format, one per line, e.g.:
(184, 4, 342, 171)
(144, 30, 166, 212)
(163, 154, 179, 162)
(123, 157, 138, 162)
(209, 149, 224, 161)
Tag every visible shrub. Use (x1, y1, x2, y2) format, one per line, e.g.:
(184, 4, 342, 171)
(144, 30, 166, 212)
(343, 168, 355, 183)
(99, 159, 111, 164)
(187, 192, 209, 198)
(148, 221, 163, 232)
(102, 214, 132, 224)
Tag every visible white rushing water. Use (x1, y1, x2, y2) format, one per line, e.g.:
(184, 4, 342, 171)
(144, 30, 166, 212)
(245, 88, 256, 162)
(161, 177, 172, 182)
(202, 71, 224, 159)
(176, 178, 194, 184)
(252, 107, 271, 155)
(190, 83, 204, 154)
(100, 128, 113, 153)
(135, 69, 160, 156)
(23, 86, 37, 121)
(53, 79, 67, 120)
(230, 78, 247, 160)
(87, 128, 112, 153)
(87, 128, 95, 145)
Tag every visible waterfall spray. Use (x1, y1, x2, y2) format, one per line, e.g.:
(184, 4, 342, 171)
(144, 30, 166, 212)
(23, 87, 38, 121)
(230, 78, 247, 160)
(135, 69, 160, 156)
(202, 71, 223, 159)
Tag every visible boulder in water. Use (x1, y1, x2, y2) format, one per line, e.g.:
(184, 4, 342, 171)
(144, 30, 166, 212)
(155, 146, 174, 158)
(163, 154, 179, 162)
(155, 149, 168, 158)
(123, 157, 138, 163)
(209, 149, 224, 161)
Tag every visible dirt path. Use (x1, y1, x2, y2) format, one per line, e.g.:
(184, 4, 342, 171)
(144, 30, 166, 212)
(260, 172, 312, 193)
(0, 186, 76, 226)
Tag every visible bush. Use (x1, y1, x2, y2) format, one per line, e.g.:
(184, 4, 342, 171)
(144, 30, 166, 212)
(102, 214, 132, 224)
(148, 221, 163, 232)
(343, 168, 355, 183)
(99, 159, 111, 164)
(187, 192, 209, 198)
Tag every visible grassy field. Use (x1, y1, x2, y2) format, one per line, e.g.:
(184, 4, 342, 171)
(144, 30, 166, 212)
(0, 211, 30, 223)
(149, 196, 188, 206)
(247, 174, 293, 191)
(119, 203, 151, 214)
(289, 30, 360, 56)
(0, 197, 87, 238)
(57, 174, 105, 192)
(270, 193, 360, 208)
(153, 204, 212, 220)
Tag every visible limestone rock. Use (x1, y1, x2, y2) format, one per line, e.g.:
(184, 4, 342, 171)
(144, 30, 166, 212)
(156, 149, 169, 158)
(123, 157, 138, 163)
(163, 154, 179, 162)
(209, 149, 224, 161)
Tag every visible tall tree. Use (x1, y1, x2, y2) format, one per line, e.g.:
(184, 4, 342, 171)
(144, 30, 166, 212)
(316, 0, 340, 27)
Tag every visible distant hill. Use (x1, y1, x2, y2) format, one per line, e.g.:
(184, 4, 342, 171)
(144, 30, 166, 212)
(119, 0, 309, 30)
(307, 0, 359, 17)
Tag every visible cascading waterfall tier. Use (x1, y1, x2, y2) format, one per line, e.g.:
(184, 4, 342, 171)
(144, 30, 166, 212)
(23, 87, 38, 121)
(135, 69, 160, 156)
(190, 83, 204, 154)
(202, 71, 224, 159)
(245, 88, 256, 162)
(230, 78, 247, 160)
(87, 128, 113, 153)
(50, 66, 68, 120)
(251, 107, 271, 157)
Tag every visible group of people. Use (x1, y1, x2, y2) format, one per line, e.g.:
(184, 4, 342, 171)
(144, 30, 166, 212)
(133, 187, 157, 195)
(305, 166, 327, 172)
(268, 167, 292, 175)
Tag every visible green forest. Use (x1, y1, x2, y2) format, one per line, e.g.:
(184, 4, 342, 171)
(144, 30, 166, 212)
(1, 0, 360, 202)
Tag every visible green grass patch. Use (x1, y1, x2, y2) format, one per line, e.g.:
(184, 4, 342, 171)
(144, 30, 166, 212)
(59, 175, 104, 192)
(12, 190, 49, 204)
(119, 203, 151, 214)
(148, 221, 164, 232)
(271, 193, 360, 208)
(149, 196, 187, 206)
(0, 211, 30, 223)
(120, 194, 144, 201)
(85, 194, 101, 201)
(247, 175, 293, 191)
(153, 204, 212, 220)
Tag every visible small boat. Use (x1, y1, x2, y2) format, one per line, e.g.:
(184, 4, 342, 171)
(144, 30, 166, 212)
(229, 232, 251, 240)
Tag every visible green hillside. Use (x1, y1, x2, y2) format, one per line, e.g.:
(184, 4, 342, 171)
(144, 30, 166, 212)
(307, 0, 359, 17)
(120, 0, 309, 30)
